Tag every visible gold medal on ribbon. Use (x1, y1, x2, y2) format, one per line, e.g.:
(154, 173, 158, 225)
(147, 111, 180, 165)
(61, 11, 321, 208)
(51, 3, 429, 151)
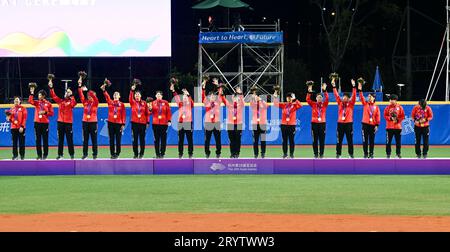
(87, 115, 91, 120)
(14, 120, 18, 124)
(39, 115, 43, 119)
(158, 115, 162, 119)
(114, 115, 118, 119)
(342, 117, 346, 121)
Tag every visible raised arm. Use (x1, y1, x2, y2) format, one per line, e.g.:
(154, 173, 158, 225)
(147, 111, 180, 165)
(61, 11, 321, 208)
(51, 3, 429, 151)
(78, 88, 86, 104)
(129, 91, 136, 107)
(50, 88, 62, 104)
(350, 87, 357, 105)
(173, 92, 181, 104)
(28, 95, 36, 106)
(333, 88, 341, 104)
(70, 96, 77, 108)
(90, 91, 99, 106)
(306, 93, 314, 106)
(103, 91, 113, 105)
(323, 92, 329, 107)
(359, 91, 367, 106)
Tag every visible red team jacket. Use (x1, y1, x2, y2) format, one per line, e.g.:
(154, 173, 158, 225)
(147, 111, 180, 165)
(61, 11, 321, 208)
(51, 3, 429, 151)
(250, 99, 268, 125)
(129, 91, 150, 125)
(221, 95, 245, 125)
(28, 96, 54, 124)
(8, 105, 27, 129)
(333, 87, 356, 123)
(411, 105, 433, 128)
(384, 104, 405, 129)
(149, 99, 172, 125)
(306, 92, 329, 123)
(50, 88, 77, 124)
(173, 92, 194, 123)
(78, 88, 99, 123)
(104, 91, 126, 125)
(274, 98, 302, 126)
(202, 89, 222, 124)
(359, 92, 381, 126)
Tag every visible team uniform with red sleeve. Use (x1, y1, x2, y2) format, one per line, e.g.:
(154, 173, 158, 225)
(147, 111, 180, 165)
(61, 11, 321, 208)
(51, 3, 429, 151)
(50, 88, 77, 159)
(104, 91, 127, 158)
(333, 87, 356, 158)
(202, 88, 222, 158)
(384, 103, 405, 158)
(7, 104, 27, 160)
(274, 97, 302, 158)
(28, 95, 54, 159)
(173, 91, 194, 158)
(411, 105, 433, 157)
(149, 98, 172, 158)
(306, 92, 329, 158)
(129, 91, 150, 158)
(359, 92, 381, 158)
(221, 94, 245, 158)
(79, 88, 99, 159)
(250, 98, 268, 158)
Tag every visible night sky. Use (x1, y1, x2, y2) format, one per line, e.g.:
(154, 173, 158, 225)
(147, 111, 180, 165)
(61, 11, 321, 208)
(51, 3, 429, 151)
(0, 0, 447, 101)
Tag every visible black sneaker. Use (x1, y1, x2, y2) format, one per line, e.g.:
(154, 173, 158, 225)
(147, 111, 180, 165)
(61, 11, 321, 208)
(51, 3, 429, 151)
(386, 155, 391, 159)
(20, 156, 25, 161)
(319, 155, 324, 159)
(254, 155, 259, 159)
(261, 154, 265, 159)
(206, 154, 210, 159)
(70, 156, 75, 160)
(336, 155, 341, 159)
(416, 155, 422, 159)
(364, 155, 368, 159)
(139, 154, 144, 159)
(82, 155, 88, 160)
(43, 156, 48, 160)
(160, 155, 165, 159)
(314, 155, 319, 159)
(56, 156, 63, 160)
(368, 154, 374, 159)
(423, 155, 428, 159)
(12, 156, 18, 161)
(290, 155, 294, 159)
(93, 156, 97, 160)
(282, 154, 288, 159)
(179, 155, 183, 159)
(216, 154, 221, 159)
(111, 155, 117, 160)
(133, 156, 138, 159)
(188, 155, 193, 159)
(349, 155, 354, 159)
(37, 157, 42, 160)
(397, 154, 402, 159)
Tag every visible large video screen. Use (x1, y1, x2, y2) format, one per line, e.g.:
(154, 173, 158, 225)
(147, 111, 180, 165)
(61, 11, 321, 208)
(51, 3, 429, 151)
(0, 0, 171, 57)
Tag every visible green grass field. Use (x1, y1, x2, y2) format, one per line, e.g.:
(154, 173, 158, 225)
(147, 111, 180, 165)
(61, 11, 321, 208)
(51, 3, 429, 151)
(1, 145, 449, 159)
(1, 175, 450, 216)
(1, 145, 450, 217)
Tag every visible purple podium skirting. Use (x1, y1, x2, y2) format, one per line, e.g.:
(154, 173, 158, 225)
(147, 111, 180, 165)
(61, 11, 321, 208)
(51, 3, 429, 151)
(1, 159, 450, 176)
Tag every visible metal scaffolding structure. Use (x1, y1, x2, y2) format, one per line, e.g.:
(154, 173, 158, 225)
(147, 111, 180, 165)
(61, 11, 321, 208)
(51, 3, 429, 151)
(196, 21, 284, 102)
(427, 0, 450, 101)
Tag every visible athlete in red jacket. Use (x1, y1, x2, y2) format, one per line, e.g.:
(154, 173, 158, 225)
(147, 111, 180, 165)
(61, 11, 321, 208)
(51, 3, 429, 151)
(250, 90, 268, 158)
(411, 99, 433, 158)
(6, 97, 27, 160)
(274, 91, 302, 159)
(29, 86, 54, 160)
(307, 83, 329, 158)
(102, 83, 126, 159)
(332, 79, 357, 158)
(384, 94, 405, 158)
(220, 86, 245, 158)
(130, 84, 150, 159)
(202, 78, 223, 158)
(149, 91, 172, 159)
(49, 80, 77, 160)
(358, 82, 381, 159)
(78, 77, 99, 160)
(171, 83, 194, 158)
